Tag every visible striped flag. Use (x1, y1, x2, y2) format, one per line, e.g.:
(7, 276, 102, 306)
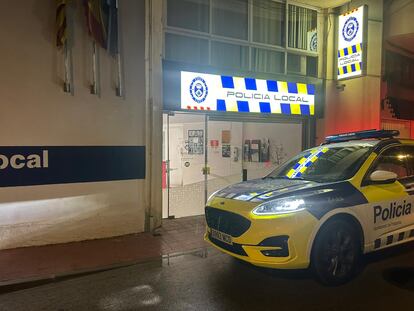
(84, 0, 109, 49)
(106, 0, 118, 57)
(56, 0, 68, 48)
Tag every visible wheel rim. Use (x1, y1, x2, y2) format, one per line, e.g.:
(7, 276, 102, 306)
(322, 229, 356, 279)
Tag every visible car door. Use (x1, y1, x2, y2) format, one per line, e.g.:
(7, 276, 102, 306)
(359, 145, 413, 251)
(397, 145, 414, 237)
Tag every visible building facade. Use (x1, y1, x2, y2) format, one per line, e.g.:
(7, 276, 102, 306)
(0, 0, 413, 250)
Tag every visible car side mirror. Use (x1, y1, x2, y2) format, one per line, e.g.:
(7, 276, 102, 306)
(369, 170, 398, 184)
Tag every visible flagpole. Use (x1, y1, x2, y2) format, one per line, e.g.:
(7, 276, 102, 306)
(115, 0, 123, 98)
(63, 41, 71, 93)
(116, 52, 123, 97)
(91, 40, 99, 95)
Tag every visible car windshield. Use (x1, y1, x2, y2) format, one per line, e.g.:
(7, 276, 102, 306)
(266, 144, 373, 183)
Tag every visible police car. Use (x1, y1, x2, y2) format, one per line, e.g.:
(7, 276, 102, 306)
(205, 129, 414, 285)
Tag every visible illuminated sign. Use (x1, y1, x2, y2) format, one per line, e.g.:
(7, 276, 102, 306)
(307, 29, 317, 52)
(337, 5, 367, 80)
(181, 71, 315, 116)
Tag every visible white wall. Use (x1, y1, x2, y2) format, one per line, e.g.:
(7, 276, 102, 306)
(0, 0, 147, 249)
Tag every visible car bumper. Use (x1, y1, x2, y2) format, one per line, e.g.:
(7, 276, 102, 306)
(205, 198, 318, 269)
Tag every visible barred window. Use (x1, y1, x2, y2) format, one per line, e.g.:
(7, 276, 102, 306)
(288, 4, 317, 51)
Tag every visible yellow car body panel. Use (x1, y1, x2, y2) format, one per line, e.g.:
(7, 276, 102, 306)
(205, 197, 318, 269)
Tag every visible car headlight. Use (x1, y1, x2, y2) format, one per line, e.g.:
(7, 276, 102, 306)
(252, 198, 306, 215)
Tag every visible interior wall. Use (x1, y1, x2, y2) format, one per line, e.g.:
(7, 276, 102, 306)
(0, 0, 147, 249)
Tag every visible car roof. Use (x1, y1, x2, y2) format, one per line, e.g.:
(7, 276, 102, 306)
(323, 138, 414, 151)
(323, 139, 380, 148)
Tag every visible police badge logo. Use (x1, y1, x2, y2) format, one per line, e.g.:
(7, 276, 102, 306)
(189, 77, 208, 104)
(310, 33, 317, 51)
(342, 16, 359, 42)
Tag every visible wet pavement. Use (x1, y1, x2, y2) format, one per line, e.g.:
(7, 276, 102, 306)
(0, 243, 413, 311)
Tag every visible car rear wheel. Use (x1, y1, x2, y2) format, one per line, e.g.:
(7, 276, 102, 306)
(311, 219, 361, 286)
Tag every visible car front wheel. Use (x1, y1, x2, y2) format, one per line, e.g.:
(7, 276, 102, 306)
(311, 219, 361, 286)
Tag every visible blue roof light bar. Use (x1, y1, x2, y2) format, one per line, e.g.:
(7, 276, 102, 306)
(325, 129, 400, 144)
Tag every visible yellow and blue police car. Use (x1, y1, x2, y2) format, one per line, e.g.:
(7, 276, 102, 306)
(205, 129, 414, 285)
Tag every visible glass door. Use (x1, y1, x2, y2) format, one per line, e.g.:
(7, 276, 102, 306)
(206, 119, 243, 199)
(163, 112, 207, 218)
(163, 113, 306, 218)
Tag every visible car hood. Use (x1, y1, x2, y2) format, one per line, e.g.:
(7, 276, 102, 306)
(214, 178, 326, 202)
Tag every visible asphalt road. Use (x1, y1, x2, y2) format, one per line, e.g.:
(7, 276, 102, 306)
(0, 243, 413, 311)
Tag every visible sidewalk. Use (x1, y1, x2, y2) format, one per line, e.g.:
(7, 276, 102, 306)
(0, 216, 206, 286)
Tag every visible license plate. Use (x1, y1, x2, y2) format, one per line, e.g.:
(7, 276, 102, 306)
(211, 229, 232, 245)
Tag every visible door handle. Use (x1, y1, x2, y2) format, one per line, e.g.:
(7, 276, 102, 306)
(202, 166, 211, 175)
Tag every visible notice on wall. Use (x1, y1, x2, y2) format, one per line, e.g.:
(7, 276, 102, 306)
(187, 130, 204, 155)
(221, 130, 231, 144)
(222, 144, 231, 158)
(337, 5, 367, 80)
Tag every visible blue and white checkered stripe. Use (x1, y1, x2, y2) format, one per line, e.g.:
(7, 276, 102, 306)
(217, 76, 315, 116)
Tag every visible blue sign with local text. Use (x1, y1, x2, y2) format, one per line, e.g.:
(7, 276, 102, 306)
(0, 146, 146, 187)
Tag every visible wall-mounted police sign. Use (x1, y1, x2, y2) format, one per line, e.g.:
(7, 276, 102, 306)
(310, 33, 317, 51)
(337, 5, 367, 80)
(181, 71, 315, 116)
(189, 76, 208, 104)
(0, 146, 145, 187)
(307, 29, 317, 52)
(342, 16, 359, 42)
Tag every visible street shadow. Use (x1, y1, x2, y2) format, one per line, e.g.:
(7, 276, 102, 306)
(383, 267, 414, 291)
(232, 257, 312, 281)
(225, 240, 414, 285)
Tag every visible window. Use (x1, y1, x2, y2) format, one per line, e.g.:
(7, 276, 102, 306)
(165, 33, 209, 65)
(306, 56, 318, 77)
(288, 54, 318, 77)
(288, 4, 317, 51)
(252, 48, 284, 74)
(287, 53, 304, 74)
(167, 0, 209, 32)
(212, 0, 248, 40)
(372, 147, 409, 179)
(253, 0, 285, 46)
(211, 41, 249, 70)
(268, 145, 373, 183)
(164, 1, 319, 75)
(397, 146, 414, 177)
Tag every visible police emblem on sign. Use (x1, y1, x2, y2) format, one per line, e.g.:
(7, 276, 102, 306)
(310, 33, 317, 51)
(342, 16, 359, 42)
(189, 77, 208, 104)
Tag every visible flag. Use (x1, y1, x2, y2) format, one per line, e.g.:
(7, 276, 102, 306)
(56, 0, 68, 48)
(84, 0, 109, 49)
(106, 0, 118, 57)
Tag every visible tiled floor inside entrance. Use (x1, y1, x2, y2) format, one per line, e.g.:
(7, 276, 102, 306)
(157, 215, 206, 254)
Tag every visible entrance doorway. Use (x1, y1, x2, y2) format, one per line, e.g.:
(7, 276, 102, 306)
(162, 112, 304, 219)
